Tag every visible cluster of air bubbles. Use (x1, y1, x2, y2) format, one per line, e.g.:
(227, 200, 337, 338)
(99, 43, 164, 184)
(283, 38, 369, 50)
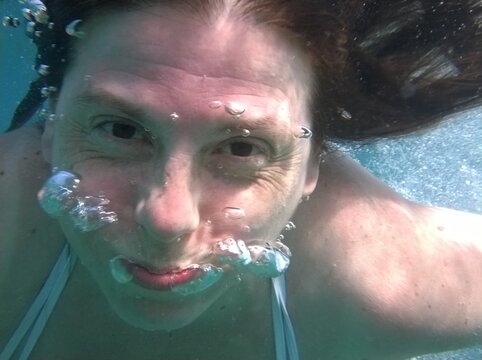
(19, 0, 49, 24)
(214, 238, 292, 278)
(337, 107, 352, 120)
(40, 86, 57, 97)
(169, 112, 179, 121)
(296, 126, 313, 139)
(65, 19, 85, 39)
(2, 16, 20, 28)
(223, 207, 245, 220)
(37, 64, 50, 76)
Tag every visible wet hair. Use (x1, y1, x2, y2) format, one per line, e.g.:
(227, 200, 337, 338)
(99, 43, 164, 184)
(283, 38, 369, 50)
(6, 0, 482, 141)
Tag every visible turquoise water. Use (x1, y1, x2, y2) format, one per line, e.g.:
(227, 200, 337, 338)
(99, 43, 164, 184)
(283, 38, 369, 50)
(1, 1, 481, 359)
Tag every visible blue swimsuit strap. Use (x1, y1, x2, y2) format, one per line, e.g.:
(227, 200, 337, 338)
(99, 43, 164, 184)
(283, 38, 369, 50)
(271, 274, 299, 360)
(0, 243, 77, 360)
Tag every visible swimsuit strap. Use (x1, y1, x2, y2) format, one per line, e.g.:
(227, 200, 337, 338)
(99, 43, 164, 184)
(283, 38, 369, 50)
(0, 243, 76, 360)
(271, 274, 299, 360)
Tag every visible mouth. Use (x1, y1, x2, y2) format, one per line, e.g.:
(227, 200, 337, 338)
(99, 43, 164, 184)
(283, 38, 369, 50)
(109, 256, 224, 295)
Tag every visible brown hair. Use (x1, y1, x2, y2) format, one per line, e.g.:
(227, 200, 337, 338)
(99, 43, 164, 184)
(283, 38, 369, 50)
(7, 0, 482, 142)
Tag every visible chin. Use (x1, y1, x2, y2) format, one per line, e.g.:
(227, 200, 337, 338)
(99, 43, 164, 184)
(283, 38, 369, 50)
(104, 284, 223, 332)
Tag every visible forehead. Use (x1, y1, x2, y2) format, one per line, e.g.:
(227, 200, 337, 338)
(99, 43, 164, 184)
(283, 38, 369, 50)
(67, 4, 312, 103)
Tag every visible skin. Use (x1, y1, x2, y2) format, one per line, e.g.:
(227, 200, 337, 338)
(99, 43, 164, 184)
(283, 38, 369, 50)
(1, 5, 482, 360)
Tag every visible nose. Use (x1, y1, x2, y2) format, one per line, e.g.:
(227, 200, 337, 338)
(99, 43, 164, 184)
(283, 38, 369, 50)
(135, 157, 200, 243)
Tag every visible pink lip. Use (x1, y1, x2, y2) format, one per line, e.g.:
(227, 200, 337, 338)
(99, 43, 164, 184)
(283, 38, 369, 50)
(123, 261, 202, 291)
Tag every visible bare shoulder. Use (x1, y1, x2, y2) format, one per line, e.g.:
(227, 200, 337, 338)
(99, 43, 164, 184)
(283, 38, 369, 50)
(289, 152, 482, 358)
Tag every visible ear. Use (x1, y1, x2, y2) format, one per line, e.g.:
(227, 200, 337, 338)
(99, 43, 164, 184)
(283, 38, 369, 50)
(41, 117, 55, 164)
(302, 144, 321, 197)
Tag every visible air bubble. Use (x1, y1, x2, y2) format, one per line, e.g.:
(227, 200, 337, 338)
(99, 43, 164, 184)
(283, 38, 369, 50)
(65, 19, 85, 39)
(337, 107, 352, 120)
(205, 219, 212, 226)
(277, 234, 285, 241)
(34, 30, 42, 37)
(223, 207, 245, 220)
(216, 164, 223, 169)
(109, 256, 133, 284)
(243, 225, 251, 233)
(48, 114, 56, 122)
(224, 102, 245, 116)
(26, 21, 35, 33)
(48, 22, 54, 29)
(37, 64, 50, 76)
(21, 8, 33, 21)
(209, 100, 223, 109)
(241, 129, 250, 137)
(297, 126, 312, 139)
(2, 16, 20, 28)
(225, 128, 232, 135)
(169, 112, 179, 121)
(284, 221, 296, 232)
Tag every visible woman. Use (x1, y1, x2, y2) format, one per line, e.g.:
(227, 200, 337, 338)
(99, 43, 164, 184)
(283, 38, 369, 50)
(1, 1, 482, 359)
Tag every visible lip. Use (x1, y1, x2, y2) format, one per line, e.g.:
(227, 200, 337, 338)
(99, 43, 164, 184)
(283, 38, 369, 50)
(122, 259, 203, 291)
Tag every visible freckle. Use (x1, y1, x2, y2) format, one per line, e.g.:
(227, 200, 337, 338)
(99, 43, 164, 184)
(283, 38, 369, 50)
(0, 170, 4, 176)
(35, 150, 41, 156)
(437, 225, 445, 231)
(31, 228, 37, 234)
(168, 331, 173, 338)
(219, 305, 226, 311)
(427, 304, 432, 309)
(23, 157, 28, 160)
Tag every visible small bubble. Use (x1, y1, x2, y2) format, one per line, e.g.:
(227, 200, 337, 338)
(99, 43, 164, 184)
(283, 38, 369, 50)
(241, 129, 250, 137)
(84, 74, 92, 81)
(337, 107, 352, 120)
(205, 219, 212, 226)
(277, 234, 285, 241)
(169, 112, 179, 121)
(224, 128, 232, 135)
(33, 9, 49, 24)
(65, 19, 85, 39)
(40, 86, 57, 97)
(283, 221, 296, 232)
(297, 126, 312, 139)
(216, 164, 223, 169)
(34, 30, 42, 37)
(209, 100, 223, 109)
(243, 225, 251, 233)
(48, 114, 56, 122)
(21, 8, 33, 21)
(48, 22, 55, 29)
(223, 207, 245, 220)
(26, 21, 36, 33)
(224, 102, 245, 116)
(38, 64, 50, 76)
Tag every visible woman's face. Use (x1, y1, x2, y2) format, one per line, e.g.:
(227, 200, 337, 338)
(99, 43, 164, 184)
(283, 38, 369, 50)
(42, 5, 319, 330)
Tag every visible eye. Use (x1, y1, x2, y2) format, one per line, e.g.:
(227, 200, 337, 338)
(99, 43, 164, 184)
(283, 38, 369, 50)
(99, 121, 146, 140)
(217, 141, 263, 157)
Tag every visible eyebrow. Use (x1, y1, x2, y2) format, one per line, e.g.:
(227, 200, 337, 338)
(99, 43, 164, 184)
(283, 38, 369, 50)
(75, 90, 149, 120)
(74, 90, 293, 135)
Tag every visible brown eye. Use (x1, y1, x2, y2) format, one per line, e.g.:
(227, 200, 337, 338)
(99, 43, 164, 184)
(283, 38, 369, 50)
(100, 122, 144, 140)
(218, 141, 262, 157)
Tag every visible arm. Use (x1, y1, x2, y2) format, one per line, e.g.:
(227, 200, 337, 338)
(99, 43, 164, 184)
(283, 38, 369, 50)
(290, 152, 482, 359)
